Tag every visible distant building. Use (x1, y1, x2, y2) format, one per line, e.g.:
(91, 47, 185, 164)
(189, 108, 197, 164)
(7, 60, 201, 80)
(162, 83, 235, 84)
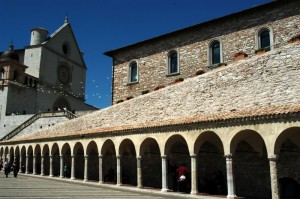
(0, 1, 300, 199)
(0, 18, 97, 138)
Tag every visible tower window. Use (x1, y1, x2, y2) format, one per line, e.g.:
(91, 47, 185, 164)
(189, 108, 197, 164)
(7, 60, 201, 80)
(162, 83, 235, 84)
(168, 50, 179, 75)
(128, 61, 138, 83)
(210, 40, 221, 65)
(257, 27, 273, 51)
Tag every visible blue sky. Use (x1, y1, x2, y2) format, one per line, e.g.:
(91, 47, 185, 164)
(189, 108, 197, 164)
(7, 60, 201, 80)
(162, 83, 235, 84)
(0, 0, 273, 109)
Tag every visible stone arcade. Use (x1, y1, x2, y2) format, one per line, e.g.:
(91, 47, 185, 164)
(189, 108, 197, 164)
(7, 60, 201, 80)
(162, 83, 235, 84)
(0, 0, 300, 199)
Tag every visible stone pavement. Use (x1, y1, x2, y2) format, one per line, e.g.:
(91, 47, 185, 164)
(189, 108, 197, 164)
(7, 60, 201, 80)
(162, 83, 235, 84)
(0, 173, 167, 199)
(0, 172, 224, 199)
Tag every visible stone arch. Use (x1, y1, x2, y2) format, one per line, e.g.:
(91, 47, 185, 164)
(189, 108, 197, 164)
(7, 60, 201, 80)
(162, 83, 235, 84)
(140, 137, 162, 188)
(20, 146, 26, 173)
(101, 139, 116, 184)
(42, 144, 50, 176)
(0, 147, 4, 158)
(86, 141, 99, 181)
(165, 134, 190, 192)
(34, 145, 42, 174)
(119, 138, 137, 186)
(194, 131, 226, 195)
(230, 130, 270, 198)
(61, 143, 71, 178)
(51, 143, 60, 177)
(275, 127, 300, 198)
(73, 142, 84, 179)
(27, 145, 33, 173)
(4, 146, 9, 159)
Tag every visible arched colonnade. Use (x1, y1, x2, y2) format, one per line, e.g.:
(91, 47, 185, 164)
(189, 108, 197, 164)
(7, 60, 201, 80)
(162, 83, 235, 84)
(1, 122, 300, 199)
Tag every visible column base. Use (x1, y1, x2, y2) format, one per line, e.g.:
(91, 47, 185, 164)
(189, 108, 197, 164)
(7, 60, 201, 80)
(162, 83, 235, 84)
(60, 176, 64, 178)
(137, 185, 143, 189)
(161, 188, 169, 192)
(49, 175, 53, 177)
(117, 183, 123, 186)
(70, 177, 75, 180)
(84, 179, 88, 182)
(227, 194, 237, 199)
(190, 191, 197, 195)
(99, 181, 104, 184)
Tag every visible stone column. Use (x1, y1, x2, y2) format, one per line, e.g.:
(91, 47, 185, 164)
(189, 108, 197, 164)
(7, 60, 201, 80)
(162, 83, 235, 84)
(40, 156, 44, 176)
(25, 156, 29, 174)
(269, 155, 280, 199)
(7, 154, 10, 163)
(84, 155, 88, 182)
(137, 156, 143, 188)
(99, 155, 103, 184)
(60, 156, 64, 178)
(116, 155, 122, 186)
(190, 154, 198, 195)
(19, 156, 23, 173)
(161, 155, 169, 192)
(71, 155, 75, 180)
(225, 154, 236, 199)
(49, 155, 53, 177)
(33, 156, 36, 175)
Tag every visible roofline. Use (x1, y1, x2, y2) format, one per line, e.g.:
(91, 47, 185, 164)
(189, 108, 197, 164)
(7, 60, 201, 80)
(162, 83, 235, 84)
(104, 0, 289, 57)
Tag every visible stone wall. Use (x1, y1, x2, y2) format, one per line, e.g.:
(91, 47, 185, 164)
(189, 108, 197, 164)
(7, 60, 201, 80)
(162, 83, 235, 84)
(16, 41, 300, 139)
(110, 0, 300, 104)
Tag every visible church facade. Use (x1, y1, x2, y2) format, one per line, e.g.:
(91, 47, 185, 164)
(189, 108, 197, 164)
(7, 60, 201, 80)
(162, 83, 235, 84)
(0, 1, 300, 199)
(0, 19, 97, 138)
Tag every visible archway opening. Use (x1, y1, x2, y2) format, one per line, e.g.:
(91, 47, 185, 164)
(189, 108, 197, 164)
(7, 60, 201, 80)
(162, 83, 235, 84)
(87, 141, 99, 181)
(43, 145, 50, 176)
(61, 143, 71, 178)
(232, 130, 270, 198)
(51, 144, 60, 177)
(27, 146, 33, 173)
(166, 135, 190, 193)
(34, 145, 41, 174)
(74, 143, 84, 179)
(140, 138, 162, 188)
(276, 127, 300, 199)
(120, 139, 137, 186)
(102, 140, 116, 184)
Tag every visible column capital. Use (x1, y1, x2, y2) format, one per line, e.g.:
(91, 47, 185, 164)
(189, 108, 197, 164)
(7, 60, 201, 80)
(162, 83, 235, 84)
(98, 155, 103, 159)
(116, 155, 122, 159)
(60, 155, 63, 159)
(268, 154, 278, 161)
(225, 153, 233, 159)
(161, 155, 167, 159)
(84, 155, 88, 159)
(190, 154, 197, 158)
(137, 156, 142, 160)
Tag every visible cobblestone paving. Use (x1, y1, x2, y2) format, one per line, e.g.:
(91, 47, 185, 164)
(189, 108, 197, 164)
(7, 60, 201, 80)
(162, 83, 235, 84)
(0, 173, 167, 199)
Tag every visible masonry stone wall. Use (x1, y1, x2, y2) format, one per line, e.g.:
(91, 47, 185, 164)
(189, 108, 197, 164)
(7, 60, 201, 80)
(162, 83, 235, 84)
(111, 0, 300, 104)
(16, 42, 300, 139)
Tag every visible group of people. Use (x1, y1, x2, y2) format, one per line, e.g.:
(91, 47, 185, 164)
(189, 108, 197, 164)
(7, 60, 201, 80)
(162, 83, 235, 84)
(0, 158, 19, 178)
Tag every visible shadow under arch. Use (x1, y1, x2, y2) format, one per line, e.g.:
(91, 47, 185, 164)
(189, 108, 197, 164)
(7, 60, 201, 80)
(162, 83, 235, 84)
(73, 142, 84, 180)
(101, 139, 116, 184)
(194, 131, 226, 195)
(42, 144, 50, 176)
(275, 127, 300, 198)
(86, 141, 99, 181)
(61, 143, 71, 178)
(140, 137, 162, 188)
(119, 138, 137, 186)
(34, 145, 41, 174)
(231, 129, 270, 199)
(27, 146, 33, 174)
(165, 134, 190, 192)
(20, 146, 26, 173)
(51, 143, 60, 177)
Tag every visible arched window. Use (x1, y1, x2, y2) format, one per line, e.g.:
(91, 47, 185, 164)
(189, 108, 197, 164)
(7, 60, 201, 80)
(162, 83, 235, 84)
(210, 40, 221, 65)
(128, 61, 138, 83)
(257, 27, 273, 51)
(168, 51, 179, 75)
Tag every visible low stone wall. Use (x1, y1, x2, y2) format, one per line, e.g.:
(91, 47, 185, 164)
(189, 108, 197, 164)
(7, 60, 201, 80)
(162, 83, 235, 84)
(15, 42, 300, 139)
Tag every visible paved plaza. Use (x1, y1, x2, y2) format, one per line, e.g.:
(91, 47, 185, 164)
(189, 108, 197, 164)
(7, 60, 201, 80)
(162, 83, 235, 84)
(0, 173, 169, 199)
